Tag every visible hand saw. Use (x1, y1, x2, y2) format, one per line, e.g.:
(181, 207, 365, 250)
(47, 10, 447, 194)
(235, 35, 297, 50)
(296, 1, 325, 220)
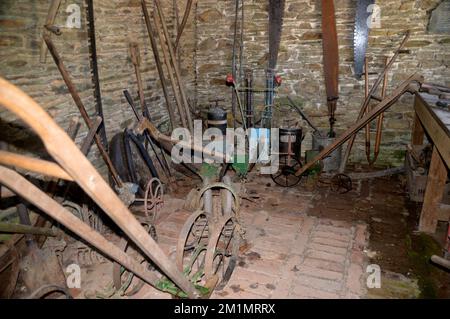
(268, 0, 285, 70)
(263, 0, 285, 129)
(321, 0, 339, 137)
(354, 0, 375, 79)
(86, 0, 108, 150)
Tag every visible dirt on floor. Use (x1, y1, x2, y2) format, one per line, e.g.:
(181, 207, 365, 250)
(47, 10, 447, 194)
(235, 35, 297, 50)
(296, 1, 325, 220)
(302, 166, 450, 299)
(123, 165, 450, 299)
(6, 164, 447, 299)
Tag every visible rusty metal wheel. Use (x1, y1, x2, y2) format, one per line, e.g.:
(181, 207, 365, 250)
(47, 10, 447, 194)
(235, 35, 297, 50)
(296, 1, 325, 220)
(204, 216, 241, 290)
(331, 173, 352, 194)
(26, 284, 72, 299)
(195, 182, 240, 218)
(112, 223, 158, 296)
(143, 178, 164, 222)
(176, 210, 210, 286)
(271, 155, 303, 187)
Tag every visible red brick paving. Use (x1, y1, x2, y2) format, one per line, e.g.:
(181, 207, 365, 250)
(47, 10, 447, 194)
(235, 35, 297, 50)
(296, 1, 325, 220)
(138, 189, 369, 299)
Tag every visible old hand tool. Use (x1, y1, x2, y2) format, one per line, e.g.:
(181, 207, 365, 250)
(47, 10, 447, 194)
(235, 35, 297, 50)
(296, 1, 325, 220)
(86, 0, 108, 149)
(296, 74, 423, 176)
(321, 0, 339, 137)
(365, 56, 389, 166)
(339, 31, 410, 173)
(40, 0, 62, 63)
(43, 35, 122, 188)
(354, 0, 375, 78)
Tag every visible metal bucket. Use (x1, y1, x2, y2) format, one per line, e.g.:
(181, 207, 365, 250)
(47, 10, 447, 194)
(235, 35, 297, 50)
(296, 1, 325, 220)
(279, 128, 303, 160)
(312, 131, 342, 173)
(207, 107, 227, 135)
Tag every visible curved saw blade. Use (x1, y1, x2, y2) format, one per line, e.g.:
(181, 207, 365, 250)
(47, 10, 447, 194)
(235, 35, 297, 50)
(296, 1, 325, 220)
(354, 0, 375, 79)
(86, 0, 108, 149)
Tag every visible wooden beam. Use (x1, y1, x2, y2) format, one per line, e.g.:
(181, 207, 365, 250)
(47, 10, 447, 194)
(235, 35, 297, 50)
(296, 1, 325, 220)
(414, 93, 450, 168)
(43, 35, 123, 188)
(0, 151, 73, 181)
(419, 146, 448, 233)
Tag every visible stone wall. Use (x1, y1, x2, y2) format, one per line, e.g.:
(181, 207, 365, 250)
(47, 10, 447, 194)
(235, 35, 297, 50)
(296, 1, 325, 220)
(0, 0, 196, 176)
(194, 0, 450, 166)
(1, 0, 449, 174)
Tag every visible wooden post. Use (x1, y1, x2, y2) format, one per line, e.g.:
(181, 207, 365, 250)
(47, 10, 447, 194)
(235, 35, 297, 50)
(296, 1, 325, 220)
(418, 146, 447, 233)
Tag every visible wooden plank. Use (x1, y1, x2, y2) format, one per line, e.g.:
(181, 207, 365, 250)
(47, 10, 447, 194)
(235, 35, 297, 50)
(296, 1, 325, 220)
(415, 93, 450, 168)
(0, 151, 73, 181)
(439, 203, 450, 222)
(419, 146, 448, 233)
(412, 97, 425, 145)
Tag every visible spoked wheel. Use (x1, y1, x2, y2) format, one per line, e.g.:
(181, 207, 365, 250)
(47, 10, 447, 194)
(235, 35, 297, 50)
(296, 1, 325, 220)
(331, 174, 352, 194)
(204, 216, 241, 290)
(176, 210, 210, 287)
(112, 223, 158, 297)
(271, 155, 303, 187)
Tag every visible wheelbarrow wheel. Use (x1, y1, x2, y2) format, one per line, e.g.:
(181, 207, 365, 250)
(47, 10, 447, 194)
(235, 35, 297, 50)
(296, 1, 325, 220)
(271, 155, 303, 187)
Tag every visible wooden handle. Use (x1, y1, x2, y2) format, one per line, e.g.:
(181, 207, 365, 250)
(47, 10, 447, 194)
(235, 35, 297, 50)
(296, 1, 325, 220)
(129, 42, 140, 67)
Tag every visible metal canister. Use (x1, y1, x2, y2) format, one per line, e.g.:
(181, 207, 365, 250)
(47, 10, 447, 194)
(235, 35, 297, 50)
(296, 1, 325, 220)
(312, 131, 342, 173)
(207, 107, 228, 135)
(279, 128, 303, 160)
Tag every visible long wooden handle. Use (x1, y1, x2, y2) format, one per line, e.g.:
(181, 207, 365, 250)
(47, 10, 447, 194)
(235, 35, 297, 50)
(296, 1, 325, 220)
(0, 151, 73, 181)
(40, 0, 62, 63)
(140, 0, 176, 130)
(174, 0, 194, 50)
(43, 35, 122, 187)
(153, 0, 193, 131)
(0, 222, 59, 237)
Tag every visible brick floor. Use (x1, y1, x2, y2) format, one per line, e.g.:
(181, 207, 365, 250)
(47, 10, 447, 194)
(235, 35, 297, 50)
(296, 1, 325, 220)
(138, 188, 369, 299)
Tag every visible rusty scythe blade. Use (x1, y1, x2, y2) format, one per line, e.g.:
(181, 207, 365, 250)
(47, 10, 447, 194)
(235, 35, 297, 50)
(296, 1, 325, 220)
(86, 0, 108, 150)
(321, 0, 339, 137)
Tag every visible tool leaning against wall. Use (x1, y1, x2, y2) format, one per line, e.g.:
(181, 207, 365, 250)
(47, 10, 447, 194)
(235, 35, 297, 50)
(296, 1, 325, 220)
(0, 77, 201, 299)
